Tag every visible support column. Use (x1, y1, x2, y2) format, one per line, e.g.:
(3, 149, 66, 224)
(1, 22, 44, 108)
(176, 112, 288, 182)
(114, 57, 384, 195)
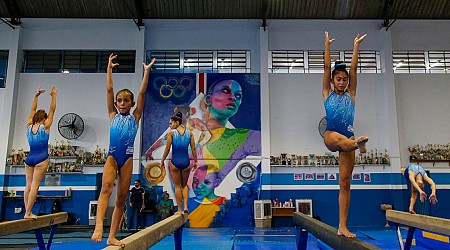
(0, 27, 23, 219)
(259, 26, 271, 199)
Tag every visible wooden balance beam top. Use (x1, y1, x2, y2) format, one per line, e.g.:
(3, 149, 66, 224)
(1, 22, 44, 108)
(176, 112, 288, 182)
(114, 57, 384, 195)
(0, 212, 68, 236)
(103, 213, 188, 250)
(293, 212, 380, 250)
(386, 210, 450, 235)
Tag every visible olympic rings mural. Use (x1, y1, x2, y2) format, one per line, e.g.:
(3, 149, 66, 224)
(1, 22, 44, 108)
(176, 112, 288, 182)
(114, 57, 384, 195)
(153, 76, 194, 99)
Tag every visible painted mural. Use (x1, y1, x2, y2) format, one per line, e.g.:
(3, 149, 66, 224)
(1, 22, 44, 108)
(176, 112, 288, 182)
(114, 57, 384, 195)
(141, 72, 261, 228)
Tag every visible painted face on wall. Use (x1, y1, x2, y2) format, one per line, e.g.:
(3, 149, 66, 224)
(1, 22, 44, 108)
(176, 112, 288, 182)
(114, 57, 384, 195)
(207, 80, 243, 120)
(192, 167, 207, 190)
(193, 172, 218, 200)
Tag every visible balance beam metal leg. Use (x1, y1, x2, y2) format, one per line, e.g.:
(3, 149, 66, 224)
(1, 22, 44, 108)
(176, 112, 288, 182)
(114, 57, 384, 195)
(46, 225, 58, 250)
(404, 227, 416, 250)
(34, 225, 59, 250)
(295, 226, 308, 250)
(395, 223, 404, 250)
(34, 229, 46, 250)
(174, 224, 184, 250)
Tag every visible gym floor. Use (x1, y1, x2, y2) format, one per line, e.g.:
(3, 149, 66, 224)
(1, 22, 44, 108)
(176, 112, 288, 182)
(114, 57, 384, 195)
(0, 226, 429, 250)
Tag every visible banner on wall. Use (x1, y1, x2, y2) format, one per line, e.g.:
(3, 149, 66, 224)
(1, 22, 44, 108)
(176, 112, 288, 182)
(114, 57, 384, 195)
(141, 73, 261, 227)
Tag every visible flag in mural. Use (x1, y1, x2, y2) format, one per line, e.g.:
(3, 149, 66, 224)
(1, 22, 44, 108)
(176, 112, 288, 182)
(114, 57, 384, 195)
(141, 73, 261, 227)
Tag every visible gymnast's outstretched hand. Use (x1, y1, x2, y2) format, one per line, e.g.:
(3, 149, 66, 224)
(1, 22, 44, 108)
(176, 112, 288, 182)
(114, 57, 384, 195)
(429, 193, 438, 204)
(419, 190, 427, 202)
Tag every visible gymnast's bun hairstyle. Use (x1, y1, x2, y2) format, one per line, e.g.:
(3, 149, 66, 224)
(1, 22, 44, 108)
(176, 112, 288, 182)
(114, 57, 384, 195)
(332, 61, 348, 78)
(171, 111, 183, 124)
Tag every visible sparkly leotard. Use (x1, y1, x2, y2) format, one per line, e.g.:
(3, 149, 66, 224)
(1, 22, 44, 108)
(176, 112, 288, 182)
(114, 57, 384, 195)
(404, 163, 426, 180)
(25, 124, 49, 166)
(170, 128, 191, 169)
(324, 91, 355, 138)
(108, 113, 138, 169)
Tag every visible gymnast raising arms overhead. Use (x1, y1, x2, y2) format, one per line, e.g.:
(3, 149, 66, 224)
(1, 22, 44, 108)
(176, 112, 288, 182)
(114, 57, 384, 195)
(322, 31, 368, 238)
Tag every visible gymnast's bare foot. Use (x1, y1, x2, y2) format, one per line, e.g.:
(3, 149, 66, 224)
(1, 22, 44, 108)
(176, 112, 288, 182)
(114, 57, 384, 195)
(107, 238, 125, 247)
(338, 227, 356, 238)
(91, 227, 103, 242)
(356, 136, 369, 153)
(24, 213, 38, 220)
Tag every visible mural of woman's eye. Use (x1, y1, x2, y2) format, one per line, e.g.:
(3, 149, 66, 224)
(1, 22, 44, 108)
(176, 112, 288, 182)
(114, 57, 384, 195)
(221, 87, 231, 94)
(204, 179, 211, 185)
(234, 93, 242, 100)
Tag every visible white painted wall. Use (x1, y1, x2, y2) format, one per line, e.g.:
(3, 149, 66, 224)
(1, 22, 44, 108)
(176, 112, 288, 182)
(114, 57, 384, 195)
(395, 75, 450, 167)
(145, 19, 262, 72)
(267, 20, 399, 164)
(391, 20, 450, 169)
(0, 18, 449, 178)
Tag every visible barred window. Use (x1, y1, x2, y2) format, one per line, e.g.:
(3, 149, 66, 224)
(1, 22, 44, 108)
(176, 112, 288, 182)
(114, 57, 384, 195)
(0, 50, 8, 88)
(393, 51, 426, 73)
(150, 51, 181, 73)
(269, 50, 381, 73)
(427, 51, 450, 73)
(269, 50, 305, 73)
(307, 51, 340, 73)
(22, 50, 136, 73)
(216, 51, 249, 73)
(99, 51, 136, 73)
(184, 51, 213, 73)
(147, 50, 250, 73)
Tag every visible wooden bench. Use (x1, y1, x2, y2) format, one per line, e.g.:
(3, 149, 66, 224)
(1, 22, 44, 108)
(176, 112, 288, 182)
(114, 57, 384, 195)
(0, 212, 68, 250)
(103, 213, 188, 250)
(293, 212, 380, 250)
(386, 210, 450, 250)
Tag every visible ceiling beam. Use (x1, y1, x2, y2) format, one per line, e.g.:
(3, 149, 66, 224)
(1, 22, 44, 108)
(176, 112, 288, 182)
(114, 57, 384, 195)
(261, 0, 269, 30)
(133, 0, 145, 29)
(381, 0, 395, 30)
(3, 0, 21, 27)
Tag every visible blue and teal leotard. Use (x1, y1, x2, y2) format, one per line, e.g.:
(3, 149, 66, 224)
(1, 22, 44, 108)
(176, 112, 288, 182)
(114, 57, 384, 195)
(108, 113, 138, 169)
(25, 124, 49, 166)
(324, 91, 355, 138)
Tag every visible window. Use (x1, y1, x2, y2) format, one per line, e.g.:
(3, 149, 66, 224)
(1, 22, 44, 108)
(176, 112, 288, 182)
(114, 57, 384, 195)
(216, 50, 249, 73)
(393, 51, 426, 73)
(0, 50, 8, 88)
(147, 50, 250, 73)
(22, 50, 136, 73)
(427, 51, 450, 73)
(269, 50, 381, 73)
(269, 50, 306, 73)
(184, 51, 213, 72)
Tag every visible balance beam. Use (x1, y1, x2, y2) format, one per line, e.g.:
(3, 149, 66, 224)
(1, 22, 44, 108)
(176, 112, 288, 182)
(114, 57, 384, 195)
(386, 210, 450, 250)
(293, 212, 380, 250)
(103, 213, 188, 250)
(0, 212, 68, 250)
(0, 212, 68, 236)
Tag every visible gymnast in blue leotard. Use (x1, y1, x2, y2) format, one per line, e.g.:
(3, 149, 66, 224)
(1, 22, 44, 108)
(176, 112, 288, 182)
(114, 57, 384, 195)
(25, 124, 49, 166)
(321, 32, 368, 238)
(108, 113, 138, 168)
(401, 164, 437, 214)
(161, 112, 198, 214)
(92, 54, 156, 247)
(24, 86, 57, 220)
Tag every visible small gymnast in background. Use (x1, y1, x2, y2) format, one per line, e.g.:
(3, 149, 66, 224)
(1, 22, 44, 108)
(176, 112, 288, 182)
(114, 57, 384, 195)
(24, 86, 57, 220)
(401, 163, 437, 214)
